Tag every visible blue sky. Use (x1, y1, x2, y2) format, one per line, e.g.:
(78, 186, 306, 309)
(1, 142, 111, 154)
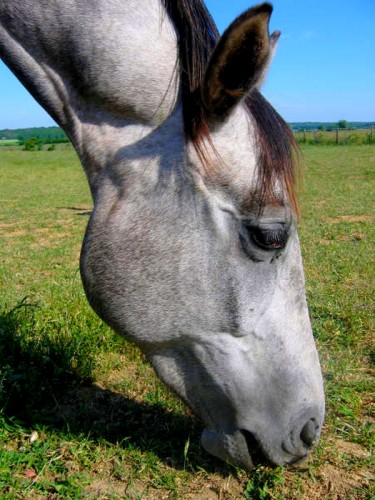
(0, 0, 374, 128)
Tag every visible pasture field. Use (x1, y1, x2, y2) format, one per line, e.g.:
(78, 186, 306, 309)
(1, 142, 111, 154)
(294, 128, 374, 146)
(0, 140, 20, 147)
(0, 145, 374, 499)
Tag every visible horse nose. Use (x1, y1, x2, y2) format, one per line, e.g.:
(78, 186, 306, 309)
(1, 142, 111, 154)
(300, 418, 320, 447)
(241, 418, 321, 467)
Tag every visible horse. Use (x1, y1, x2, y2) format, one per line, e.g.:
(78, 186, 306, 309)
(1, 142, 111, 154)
(0, 0, 325, 471)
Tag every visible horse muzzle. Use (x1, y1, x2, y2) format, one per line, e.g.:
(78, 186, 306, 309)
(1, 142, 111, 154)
(201, 408, 323, 470)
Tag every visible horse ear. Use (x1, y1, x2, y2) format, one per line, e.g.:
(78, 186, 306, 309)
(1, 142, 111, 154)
(202, 3, 280, 118)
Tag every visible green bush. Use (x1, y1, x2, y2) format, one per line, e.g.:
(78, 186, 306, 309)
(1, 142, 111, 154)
(23, 138, 43, 151)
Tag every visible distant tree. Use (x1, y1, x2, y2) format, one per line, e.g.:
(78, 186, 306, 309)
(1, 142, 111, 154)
(318, 125, 324, 131)
(23, 138, 37, 151)
(23, 137, 43, 151)
(337, 119, 349, 129)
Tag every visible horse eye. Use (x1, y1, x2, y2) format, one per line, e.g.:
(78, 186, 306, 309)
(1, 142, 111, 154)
(252, 227, 288, 251)
(239, 221, 290, 259)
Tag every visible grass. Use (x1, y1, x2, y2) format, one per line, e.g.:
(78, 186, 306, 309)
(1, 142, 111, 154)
(0, 145, 374, 498)
(0, 140, 20, 147)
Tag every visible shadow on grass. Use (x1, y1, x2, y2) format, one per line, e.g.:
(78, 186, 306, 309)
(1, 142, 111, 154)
(0, 301, 230, 475)
(58, 206, 92, 216)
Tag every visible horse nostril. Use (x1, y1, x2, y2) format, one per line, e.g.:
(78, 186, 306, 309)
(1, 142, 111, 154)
(300, 418, 319, 447)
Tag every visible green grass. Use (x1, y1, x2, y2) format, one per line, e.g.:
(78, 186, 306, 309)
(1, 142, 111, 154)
(0, 145, 373, 498)
(0, 140, 19, 147)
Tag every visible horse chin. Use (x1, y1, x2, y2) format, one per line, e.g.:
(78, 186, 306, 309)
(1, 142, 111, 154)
(201, 428, 254, 471)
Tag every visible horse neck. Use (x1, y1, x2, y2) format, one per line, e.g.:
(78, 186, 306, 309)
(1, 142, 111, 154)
(0, 0, 180, 190)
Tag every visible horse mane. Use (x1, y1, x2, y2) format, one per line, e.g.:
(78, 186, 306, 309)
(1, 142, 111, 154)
(162, 0, 300, 216)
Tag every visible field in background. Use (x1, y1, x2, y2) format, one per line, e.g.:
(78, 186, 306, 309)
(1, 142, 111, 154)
(294, 128, 374, 146)
(0, 139, 19, 147)
(1, 123, 374, 149)
(0, 145, 373, 498)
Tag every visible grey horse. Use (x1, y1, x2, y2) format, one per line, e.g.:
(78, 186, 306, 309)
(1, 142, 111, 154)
(0, 0, 325, 470)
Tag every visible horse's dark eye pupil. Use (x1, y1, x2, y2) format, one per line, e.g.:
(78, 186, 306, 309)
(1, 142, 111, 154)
(253, 228, 287, 250)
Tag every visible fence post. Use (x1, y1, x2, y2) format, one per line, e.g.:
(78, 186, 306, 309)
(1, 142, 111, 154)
(336, 128, 339, 145)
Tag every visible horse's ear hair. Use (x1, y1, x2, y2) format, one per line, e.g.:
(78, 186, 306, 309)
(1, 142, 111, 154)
(201, 3, 280, 118)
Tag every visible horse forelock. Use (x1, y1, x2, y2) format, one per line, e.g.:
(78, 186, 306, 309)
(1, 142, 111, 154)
(245, 91, 301, 217)
(162, 0, 300, 217)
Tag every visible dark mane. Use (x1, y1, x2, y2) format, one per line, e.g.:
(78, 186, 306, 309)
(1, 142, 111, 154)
(162, 0, 300, 215)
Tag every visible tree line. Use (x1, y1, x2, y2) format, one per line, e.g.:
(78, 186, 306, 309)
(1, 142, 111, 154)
(0, 126, 68, 142)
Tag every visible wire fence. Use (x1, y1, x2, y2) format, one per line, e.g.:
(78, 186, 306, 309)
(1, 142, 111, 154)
(294, 126, 374, 145)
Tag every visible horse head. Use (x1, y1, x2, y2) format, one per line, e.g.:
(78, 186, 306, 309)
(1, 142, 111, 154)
(0, 0, 324, 470)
